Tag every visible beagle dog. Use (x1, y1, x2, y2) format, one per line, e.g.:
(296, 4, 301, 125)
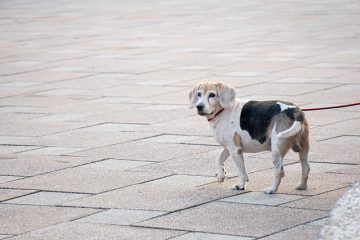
(189, 82, 310, 194)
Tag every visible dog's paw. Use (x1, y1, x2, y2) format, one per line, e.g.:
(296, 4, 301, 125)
(264, 187, 276, 194)
(216, 172, 225, 182)
(232, 185, 245, 191)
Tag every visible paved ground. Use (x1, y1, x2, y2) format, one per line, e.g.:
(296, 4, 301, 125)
(0, 0, 359, 239)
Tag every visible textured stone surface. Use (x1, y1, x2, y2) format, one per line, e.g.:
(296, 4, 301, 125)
(137, 201, 327, 238)
(77, 209, 167, 225)
(0, 189, 37, 202)
(5, 222, 184, 240)
(4, 191, 91, 206)
(1, 167, 169, 193)
(220, 192, 304, 206)
(260, 225, 321, 240)
(65, 175, 237, 211)
(0, 204, 99, 235)
(172, 232, 254, 240)
(1, 0, 359, 239)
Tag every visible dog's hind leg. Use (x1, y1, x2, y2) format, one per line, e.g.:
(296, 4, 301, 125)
(296, 121, 310, 190)
(216, 148, 229, 182)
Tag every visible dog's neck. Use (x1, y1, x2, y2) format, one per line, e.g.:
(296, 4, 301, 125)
(207, 108, 225, 122)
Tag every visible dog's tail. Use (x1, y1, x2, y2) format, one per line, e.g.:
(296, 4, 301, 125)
(277, 107, 304, 139)
(277, 121, 302, 138)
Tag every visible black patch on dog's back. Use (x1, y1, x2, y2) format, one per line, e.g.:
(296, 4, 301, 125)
(240, 100, 281, 144)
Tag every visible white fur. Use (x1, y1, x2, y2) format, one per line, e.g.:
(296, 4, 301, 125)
(277, 101, 296, 112)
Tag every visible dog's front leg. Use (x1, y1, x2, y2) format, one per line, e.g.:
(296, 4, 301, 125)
(231, 149, 248, 190)
(216, 148, 229, 182)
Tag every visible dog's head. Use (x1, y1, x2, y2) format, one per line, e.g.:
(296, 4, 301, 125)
(189, 82, 236, 116)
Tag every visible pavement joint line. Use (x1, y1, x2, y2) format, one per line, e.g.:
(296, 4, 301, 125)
(0, 190, 41, 204)
(0, 157, 109, 181)
(133, 190, 246, 226)
(165, 232, 190, 240)
(215, 200, 330, 212)
(255, 216, 329, 239)
(308, 160, 358, 166)
(317, 133, 360, 142)
(0, 202, 108, 211)
(0, 187, 96, 195)
(314, 116, 360, 129)
(296, 83, 347, 96)
(130, 223, 255, 239)
(86, 173, 177, 196)
(276, 186, 350, 207)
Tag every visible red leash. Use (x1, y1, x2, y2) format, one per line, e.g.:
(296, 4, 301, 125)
(301, 102, 360, 112)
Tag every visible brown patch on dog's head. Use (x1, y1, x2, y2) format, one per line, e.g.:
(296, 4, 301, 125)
(189, 82, 236, 116)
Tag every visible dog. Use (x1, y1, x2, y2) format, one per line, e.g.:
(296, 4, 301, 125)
(189, 82, 310, 194)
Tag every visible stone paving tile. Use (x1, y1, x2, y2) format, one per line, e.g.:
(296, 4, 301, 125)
(309, 136, 360, 164)
(77, 208, 166, 225)
(0, 204, 99, 235)
(260, 225, 321, 240)
(137, 201, 327, 238)
(74, 141, 217, 161)
(0, 121, 89, 137)
(0, 176, 23, 184)
(5, 222, 184, 240)
(172, 232, 254, 240)
(0, 155, 99, 176)
(141, 134, 206, 144)
(0, 145, 40, 155)
(0, 235, 12, 239)
(281, 188, 349, 211)
(1, 165, 169, 194)
(65, 175, 237, 211)
(220, 192, 305, 206)
(34, 129, 155, 148)
(20, 146, 87, 156)
(0, 189, 37, 202)
(1, 0, 360, 238)
(4, 191, 90, 206)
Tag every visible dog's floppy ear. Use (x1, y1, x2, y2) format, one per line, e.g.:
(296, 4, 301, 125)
(189, 83, 201, 109)
(217, 82, 236, 108)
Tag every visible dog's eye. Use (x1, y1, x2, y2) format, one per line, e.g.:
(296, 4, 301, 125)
(197, 92, 201, 97)
(209, 93, 216, 98)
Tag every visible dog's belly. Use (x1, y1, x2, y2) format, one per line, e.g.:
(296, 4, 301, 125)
(239, 130, 271, 153)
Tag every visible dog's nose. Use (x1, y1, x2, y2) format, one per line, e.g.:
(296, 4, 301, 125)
(196, 104, 204, 111)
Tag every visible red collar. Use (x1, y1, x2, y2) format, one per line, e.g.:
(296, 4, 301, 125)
(207, 108, 225, 122)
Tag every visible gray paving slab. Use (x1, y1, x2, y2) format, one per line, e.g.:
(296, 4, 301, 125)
(282, 188, 349, 211)
(137, 201, 327, 238)
(309, 136, 360, 164)
(260, 225, 321, 240)
(0, 176, 23, 184)
(74, 141, 217, 162)
(77, 208, 167, 225)
(1, 166, 169, 194)
(0, 235, 12, 239)
(0, 155, 100, 176)
(0, 204, 99, 235)
(1, 0, 360, 238)
(0, 189, 37, 202)
(5, 222, 184, 240)
(64, 175, 237, 211)
(172, 232, 254, 240)
(4, 191, 91, 206)
(220, 191, 305, 206)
